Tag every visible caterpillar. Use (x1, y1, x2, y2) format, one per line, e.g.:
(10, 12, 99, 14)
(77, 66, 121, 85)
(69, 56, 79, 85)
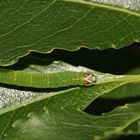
(0, 69, 96, 88)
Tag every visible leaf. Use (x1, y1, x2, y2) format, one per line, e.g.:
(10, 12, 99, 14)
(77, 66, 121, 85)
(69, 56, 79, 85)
(101, 67, 140, 99)
(122, 119, 140, 136)
(0, 0, 139, 66)
(1, 60, 140, 89)
(12, 102, 140, 140)
(0, 59, 140, 109)
(1, 98, 140, 140)
(0, 60, 140, 139)
(89, 0, 140, 11)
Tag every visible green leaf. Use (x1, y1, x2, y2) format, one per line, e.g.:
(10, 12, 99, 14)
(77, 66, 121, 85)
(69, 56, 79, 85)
(122, 119, 140, 136)
(1, 97, 140, 140)
(101, 67, 140, 99)
(0, 0, 139, 66)
(0, 60, 140, 139)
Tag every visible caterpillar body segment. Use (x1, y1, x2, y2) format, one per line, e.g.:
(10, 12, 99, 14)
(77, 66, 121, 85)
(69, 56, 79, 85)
(0, 69, 96, 88)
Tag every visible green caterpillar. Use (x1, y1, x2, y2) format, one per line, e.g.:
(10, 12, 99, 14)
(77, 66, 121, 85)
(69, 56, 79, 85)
(0, 69, 96, 88)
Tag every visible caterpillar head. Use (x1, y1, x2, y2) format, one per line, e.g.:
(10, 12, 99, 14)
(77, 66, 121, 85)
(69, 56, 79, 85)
(83, 72, 96, 86)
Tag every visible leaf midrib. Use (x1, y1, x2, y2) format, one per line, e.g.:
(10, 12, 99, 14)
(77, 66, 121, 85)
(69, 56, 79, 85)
(64, 0, 140, 17)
